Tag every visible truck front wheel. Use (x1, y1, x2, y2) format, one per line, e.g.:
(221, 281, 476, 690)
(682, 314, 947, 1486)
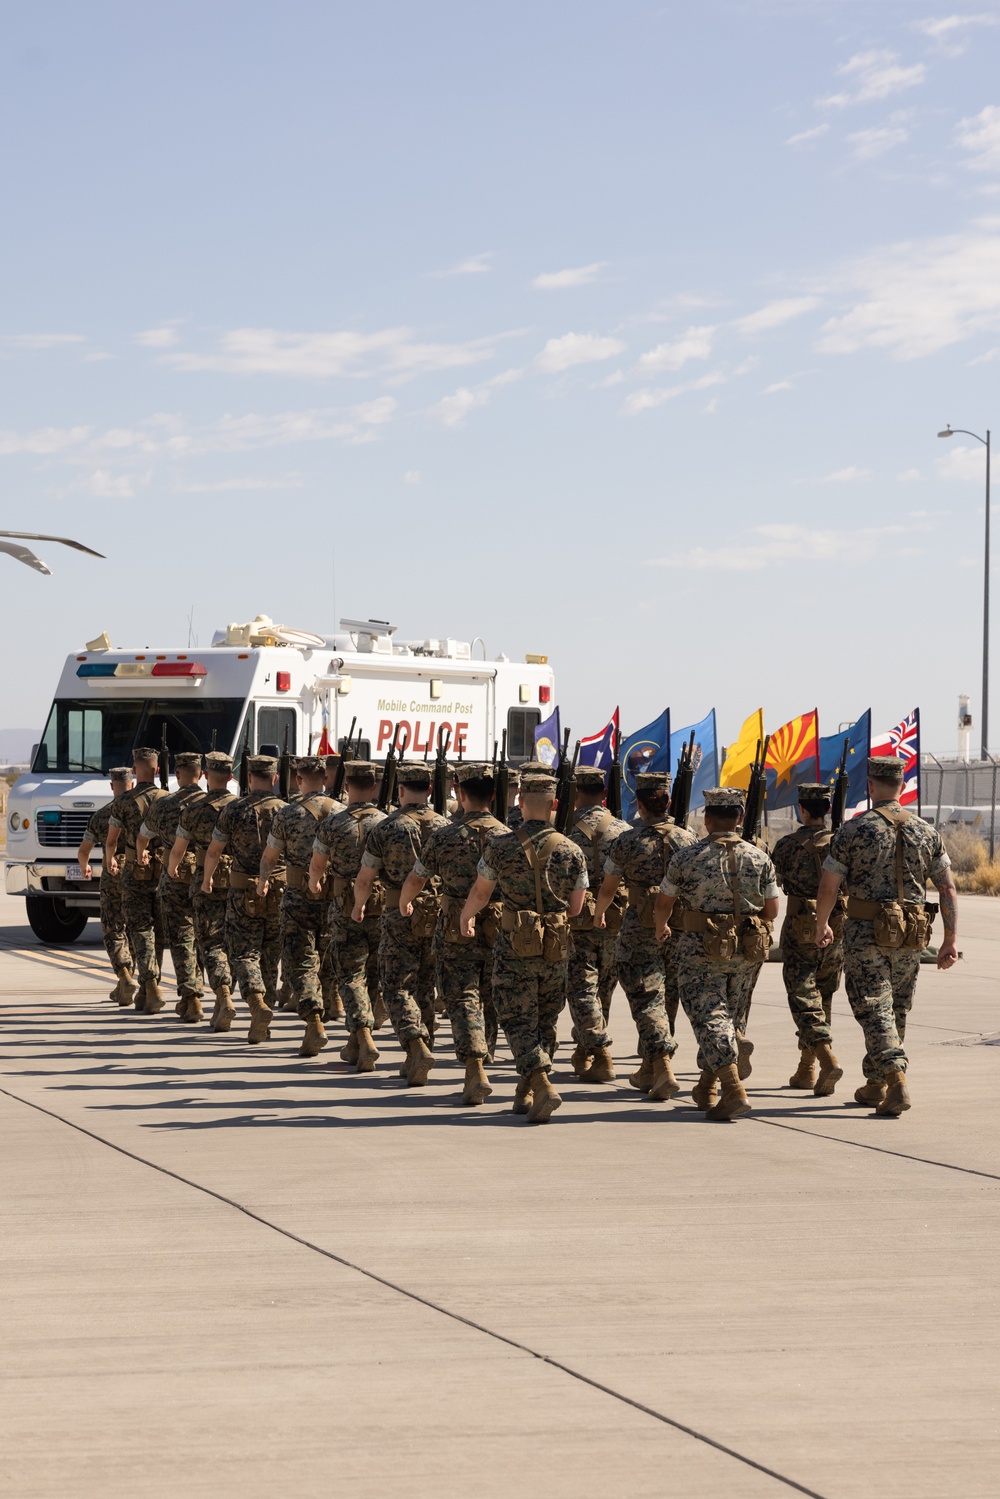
(26, 895, 89, 946)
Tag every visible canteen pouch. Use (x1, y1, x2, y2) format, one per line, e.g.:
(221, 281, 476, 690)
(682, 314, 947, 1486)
(741, 914, 773, 963)
(873, 901, 907, 949)
(503, 906, 546, 957)
(570, 890, 596, 932)
(542, 912, 571, 962)
(702, 916, 741, 961)
(441, 894, 471, 944)
(604, 892, 626, 935)
(904, 901, 935, 951)
(791, 900, 818, 945)
(479, 901, 502, 947)
(243, 886, 267, 919)
(627, 885, 657, 931)
(407, 890, 440, 940)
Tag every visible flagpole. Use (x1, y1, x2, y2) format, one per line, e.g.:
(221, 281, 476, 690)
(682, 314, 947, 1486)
(938, 425, 990, 758)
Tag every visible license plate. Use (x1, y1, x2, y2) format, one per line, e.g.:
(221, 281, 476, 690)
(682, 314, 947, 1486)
(65, 865, 91, 882)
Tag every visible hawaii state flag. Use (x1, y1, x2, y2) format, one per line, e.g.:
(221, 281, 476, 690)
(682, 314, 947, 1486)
(870, 708, 920, 807)
(533, 706, 562, 769)
(765, 709, 820, 811)
(620, 710, 670, 822)
(578, 709, 619, 770)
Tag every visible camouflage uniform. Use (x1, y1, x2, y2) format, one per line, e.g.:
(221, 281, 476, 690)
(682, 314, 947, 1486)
(479, 820, 588, 1078)
(414, 806, 505, 1062)
(267, 789, 337, 1019)
(108, 780, 170, 988)
(85, 801, 131, 975)
(567, 799, 631, 1045)
(141, 779, 205, 1001)
(178, 786, 237, 993)
(313, 798, 386, 1033)
(772, 824, 843, 1048)
(212, 788, 287, 1004)
(604, 818, 695, 1060)
(362, 792, 448, 1046)
(826, 799, 950, 1079)
(662, 833, 778, 1072)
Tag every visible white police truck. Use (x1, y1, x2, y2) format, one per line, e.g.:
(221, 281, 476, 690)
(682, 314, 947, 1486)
(4, 616, 554, 944)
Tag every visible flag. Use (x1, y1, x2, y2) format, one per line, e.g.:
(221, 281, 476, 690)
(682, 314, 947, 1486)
(720, 709, 764, 790)
(317, 696, 334, 757)
(765, 709, 820, 811)
(533, 706, 561, 769)
(870, 708, 920, 808)
(578, 709, 619, 770)
(620, 710, 670, 822)
(669, 710, 718, 812)
(818, 710, 871, 819)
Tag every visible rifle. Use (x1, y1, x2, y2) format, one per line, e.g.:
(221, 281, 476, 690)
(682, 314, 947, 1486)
(209, 728, 217, 752)
(158, 724, 169, 790)
(432, 727, 452, 816)
(278, 726, 292, 801)
(554, 736, 580, 834)
(669, 729, 696, 828)
(238, 747, 249, 797)
(377, 722, 401, 811)
(329, 716, 357, 800)
(606, 728, 622, 818)
(495, 729, 510, 823)
(741, 735, 771, 844)
(831, 737, 850, 831)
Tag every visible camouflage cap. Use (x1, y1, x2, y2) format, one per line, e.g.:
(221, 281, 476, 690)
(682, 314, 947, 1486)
(454, 761, 494, 784)
(521, 772, 557, 795)
(869, 756, 904, 781)
(635, 771, 671, 794)
(295, 756, 325, 776)
(344, 759, 379, 779)
(518, 760, 549, 777)
(506, 765, 521, 782)
(132, 746, 159, 763)
(205, 752, 233, 772)
(797, 782, 829, 800)
(704, 786, 745, 810)
(174, 752, 203, 770)
(248, 755, 278, 777)
(574, 766, 606, 790)
(396, 761, 433, 787)
(109, 766, 132, 781)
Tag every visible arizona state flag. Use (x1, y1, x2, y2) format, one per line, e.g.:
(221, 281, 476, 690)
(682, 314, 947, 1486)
(765, 709, 820, 810)
(720, 709, 764, 791)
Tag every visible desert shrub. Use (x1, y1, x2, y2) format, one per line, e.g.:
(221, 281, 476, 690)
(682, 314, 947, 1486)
(940, 822, 987, 874)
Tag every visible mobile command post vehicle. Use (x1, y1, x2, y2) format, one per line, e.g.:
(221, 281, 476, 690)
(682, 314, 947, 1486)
(4, 615, 554, 945)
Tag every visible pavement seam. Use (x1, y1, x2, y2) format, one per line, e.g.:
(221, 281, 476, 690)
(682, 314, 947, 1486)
(752, 1117, 1000, 1181)
(0, 1082, 829, 1499)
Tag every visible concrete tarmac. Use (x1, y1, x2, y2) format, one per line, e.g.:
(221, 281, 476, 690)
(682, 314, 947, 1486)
(1, 885, 998, 1499)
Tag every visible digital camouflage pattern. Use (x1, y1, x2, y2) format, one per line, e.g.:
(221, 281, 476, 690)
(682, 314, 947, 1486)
(480, 821, 587, 1077)
(604, 818, 695, 1060)
(213, 790, 287, 1003)
(772, 825, 841, 1048)
(363, 805, 447, 1045)
(85, 803, 130, 974)
(212, 789, 287, 876)
(314, 801, 386, 1033)
(143, 785, 205, 1000)
(566, 804, 631, 1049)
(178, 787, 236, 993)
(109, 783, 170, 987)
(267, 792, 337, 1018)
(415, 809, 506, 1061)
(826, 803, 951, 1078)
(663, 833, 779, 1072)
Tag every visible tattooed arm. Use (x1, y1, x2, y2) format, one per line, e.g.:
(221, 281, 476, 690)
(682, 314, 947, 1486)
(936, 871, 958, 970)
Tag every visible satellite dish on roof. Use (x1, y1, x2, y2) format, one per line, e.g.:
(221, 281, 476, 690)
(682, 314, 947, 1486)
(0, 530, 105, 575)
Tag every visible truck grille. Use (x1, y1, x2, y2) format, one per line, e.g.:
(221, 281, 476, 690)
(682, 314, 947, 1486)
(36, 812, 94, 847)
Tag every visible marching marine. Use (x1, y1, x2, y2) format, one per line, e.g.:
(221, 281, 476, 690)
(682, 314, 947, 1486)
(136, 752, 206, 1022)
(168, 752, 238, 1030)
(815, 756, 958, 1116)
(103, 747, 170, 1014)
(76, 766, 135, 1004)
(771, 782, 845, 1095)
(564, 765, 629, 1081)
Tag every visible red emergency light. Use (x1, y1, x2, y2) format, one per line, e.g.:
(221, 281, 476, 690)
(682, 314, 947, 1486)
(276, 671, 291, 692)
(151, 662, 207, 678)
(539, 685, 551, 703)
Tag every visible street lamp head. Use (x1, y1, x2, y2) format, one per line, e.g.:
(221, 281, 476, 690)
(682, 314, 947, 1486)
(938, 427, 954, 438)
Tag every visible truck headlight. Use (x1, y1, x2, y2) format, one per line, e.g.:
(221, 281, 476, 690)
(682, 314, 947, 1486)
(8, 812, 18, 830)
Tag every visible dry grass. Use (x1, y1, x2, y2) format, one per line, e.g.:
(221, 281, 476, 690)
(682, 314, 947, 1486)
(954, 861, 1000, 895)
(936, 822, 1000, 894)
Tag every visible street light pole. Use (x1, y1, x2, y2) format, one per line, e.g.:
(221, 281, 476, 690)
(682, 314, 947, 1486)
(938, 425, 991, 759)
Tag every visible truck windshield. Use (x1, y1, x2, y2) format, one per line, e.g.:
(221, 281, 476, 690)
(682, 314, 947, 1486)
(32, 698, 247, 773)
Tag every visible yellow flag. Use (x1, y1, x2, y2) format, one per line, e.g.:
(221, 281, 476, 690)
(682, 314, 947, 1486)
(720, 709, 764, 790)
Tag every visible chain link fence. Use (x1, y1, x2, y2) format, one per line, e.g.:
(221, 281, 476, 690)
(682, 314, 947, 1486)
(920, 756, 1000, 858)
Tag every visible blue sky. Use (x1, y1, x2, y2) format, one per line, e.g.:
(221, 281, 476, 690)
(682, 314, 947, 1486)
(2, 0, 999, 755)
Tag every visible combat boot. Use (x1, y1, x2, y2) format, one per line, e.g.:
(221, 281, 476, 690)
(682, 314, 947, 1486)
(512, 1075, 533, 1114)
(461, 1057, 493, 1105)
(326, 992, 345, 1023)
(355, 1027, 379, 1072)
(587, 1047, 616, 1084)
(569, 1043, 591, 1080)
(706, 1063, 751, 1121)
(691, 1068, 718, 1111)
(405, 1037, 434, 1087)
(174, 994, 187, 1017)
(143, 979, 164, 1015)
(183, 995, 203, 1024)
(526, 1068, 562, 1123)
(246, 991, 272, 1045)
(813, 1042, 844, 1097)
(736, 1034, 754, 1080)
(875, 1069, 911, 1116)
(788, 1048, 817, 1089)
(340, 1030, 361, 1063)
(372, 995, 388, 1030)
(853, 1077, 886, 1106)
(628, 1058, 655, 1092)
(211, 986, 235, 1032)
(298, 1013, 328, 1057)
(647, 1053, 680, 1101)
(116, 969, 137, 1006)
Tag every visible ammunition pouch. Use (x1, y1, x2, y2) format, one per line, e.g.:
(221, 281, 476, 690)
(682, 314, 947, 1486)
(786, 893, 846, 944)
(673, 907, 773, 961)
(626, 883, 658, 931)
(572, 888, 626, 934)
(501, 904, 571, 961)
(740, 913, 774, 963)
(329, 873, 385, 918)
(847, 897, 936, 951)
(441, 893, 501, 946)
(196, 849, 231, 891)
(124, 846, 160, 884)
(286, 865, 325, 901)
(171, 850, 197, 886)
(401, 887, 440, 940)
(230, 868, 284, 918)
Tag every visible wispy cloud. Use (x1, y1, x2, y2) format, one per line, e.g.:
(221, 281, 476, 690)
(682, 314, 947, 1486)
(896, 468, 923, 481)
(938, 442, 988, 481)
(732, 297, 819, 336)
(847, 121, 910, 159)
(437, 252, 495, 276)
(430, 387, 490, 426)
(167, 326, 504, 381)
(648, 522, 906, 570)
(404, 470, 421, 485)
(0, 424, 91, 455)
(819, 50, 926, 108)
(786, 124, 829, 147)
(624, 363, 753, 414)
(174, 475, 305, 492)
(816, 466, 873, 483)
(82, 469, 149, 499)
(915, 14, 998, 54)
(764, 380, 793, 394)
(637, 325, 714, 372)
(1, 333, 85, 351)
(532, 262, 607, 290)
(137, 326, 180, 348)
(535, 332, 625, 372)
(956, 106, 1000, 174)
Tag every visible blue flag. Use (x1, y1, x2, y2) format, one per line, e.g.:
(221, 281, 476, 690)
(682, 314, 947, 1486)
(670, 709, 718, 812)
(578, 710, 619, 769)
(621, 710, 670, 822)
(533, 706, 561, 769)
(818, 710, 871, 819)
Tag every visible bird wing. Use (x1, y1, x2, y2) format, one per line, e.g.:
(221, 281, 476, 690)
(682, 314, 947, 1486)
(0, 540, 52, 574)
(0, 530, 105, 558)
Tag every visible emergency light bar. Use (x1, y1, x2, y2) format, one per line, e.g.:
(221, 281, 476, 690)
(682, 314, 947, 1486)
(77, 661, 207, 679)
